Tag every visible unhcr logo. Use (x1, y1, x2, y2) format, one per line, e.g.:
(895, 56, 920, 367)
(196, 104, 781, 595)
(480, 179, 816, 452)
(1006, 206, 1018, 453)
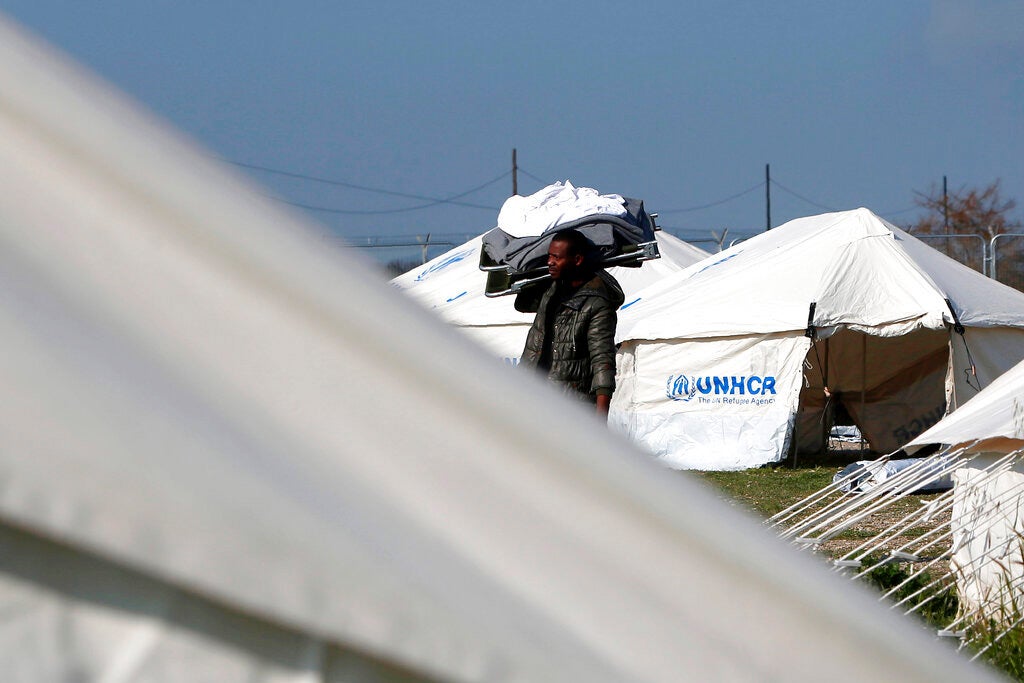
(666, 375, 698, 402)
(666, 374, 778, 402)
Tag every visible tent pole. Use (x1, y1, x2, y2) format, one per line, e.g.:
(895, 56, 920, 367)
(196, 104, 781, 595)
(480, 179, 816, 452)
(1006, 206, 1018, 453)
(861, 335, 867, 454)
(792, 409, 799, 470)
(790, 348, 798, 471)
(823, 338, 831, 456)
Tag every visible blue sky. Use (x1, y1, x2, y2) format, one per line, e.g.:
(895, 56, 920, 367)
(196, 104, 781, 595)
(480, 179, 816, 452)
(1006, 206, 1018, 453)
(3, 1, 1022, 261)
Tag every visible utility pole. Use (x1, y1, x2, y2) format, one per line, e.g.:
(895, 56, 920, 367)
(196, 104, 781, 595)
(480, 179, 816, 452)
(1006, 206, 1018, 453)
(943, 175, 949, 230)
(765, 163, 771, 231)
(512, 148, 518, 196)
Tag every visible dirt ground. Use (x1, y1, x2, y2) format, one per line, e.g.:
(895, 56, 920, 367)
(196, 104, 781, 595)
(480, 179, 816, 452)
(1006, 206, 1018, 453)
(786, 441, 953, 571)
(814, 493, 950, 561)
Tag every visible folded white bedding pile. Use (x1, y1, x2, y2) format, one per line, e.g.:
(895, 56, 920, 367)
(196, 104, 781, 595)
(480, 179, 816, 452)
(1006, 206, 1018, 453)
(497, 180, 626, 238)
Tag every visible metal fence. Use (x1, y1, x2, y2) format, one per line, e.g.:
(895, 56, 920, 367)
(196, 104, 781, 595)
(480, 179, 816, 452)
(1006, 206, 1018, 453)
(911, 233, 1024, 293)
(338, 232, 478, 268)
(910, 233, 1024, 293)
(914, 234, 987, 274)
(329, 228, 1024, 291)
(990, 233, 1024, 292)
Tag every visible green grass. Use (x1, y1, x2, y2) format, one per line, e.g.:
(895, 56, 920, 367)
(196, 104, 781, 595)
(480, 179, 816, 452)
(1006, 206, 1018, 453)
(972, 621, 1024, 680)
(692, 466, 835, 517)
(861, 560, 959, 626)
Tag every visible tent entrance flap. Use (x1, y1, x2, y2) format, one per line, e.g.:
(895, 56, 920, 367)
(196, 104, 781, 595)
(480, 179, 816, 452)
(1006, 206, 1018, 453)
(794, 328, 949, 455)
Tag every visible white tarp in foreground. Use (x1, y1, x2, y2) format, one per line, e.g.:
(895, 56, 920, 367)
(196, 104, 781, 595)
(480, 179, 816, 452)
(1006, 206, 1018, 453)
(612, 208, 1024, 470)
(392, 230, 708, 362)
(0, 16, 1002, 683)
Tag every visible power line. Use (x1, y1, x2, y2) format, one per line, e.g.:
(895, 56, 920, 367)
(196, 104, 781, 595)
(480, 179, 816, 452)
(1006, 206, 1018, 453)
(770, 177, 921, 219)
(233, 156, 928, 223)
(516, 166, 550, 185)
(657, 181, 766, 214)
(514, 168, 767, 217)
(267, 194, 497, 215)
(878, 205, 919, 218)
(230, 158, 508, 212)
(769, 178, 839, 212)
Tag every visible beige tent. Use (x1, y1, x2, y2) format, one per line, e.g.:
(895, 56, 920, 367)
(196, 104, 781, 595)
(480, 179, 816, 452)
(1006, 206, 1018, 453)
(0, 15, 1003, 682)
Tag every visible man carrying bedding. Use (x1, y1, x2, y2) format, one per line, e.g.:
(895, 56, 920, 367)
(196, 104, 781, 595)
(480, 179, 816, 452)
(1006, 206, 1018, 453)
(517, 229, 624, 417)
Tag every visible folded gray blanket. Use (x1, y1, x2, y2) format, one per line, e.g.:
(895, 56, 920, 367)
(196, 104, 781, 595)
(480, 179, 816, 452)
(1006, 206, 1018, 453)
(481, 196, 656, 274)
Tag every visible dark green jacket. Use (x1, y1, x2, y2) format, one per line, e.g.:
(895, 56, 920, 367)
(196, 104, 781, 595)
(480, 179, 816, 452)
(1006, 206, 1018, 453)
(520, 271, 624, 401)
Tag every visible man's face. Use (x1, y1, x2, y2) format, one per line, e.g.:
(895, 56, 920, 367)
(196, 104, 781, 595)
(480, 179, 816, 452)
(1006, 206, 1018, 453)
(547, 239, 582, 280)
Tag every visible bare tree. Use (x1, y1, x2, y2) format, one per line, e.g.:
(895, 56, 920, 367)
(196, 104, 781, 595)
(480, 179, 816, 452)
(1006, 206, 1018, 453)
(911, 180, 1020, 239)
(909, 180, 1022, 284)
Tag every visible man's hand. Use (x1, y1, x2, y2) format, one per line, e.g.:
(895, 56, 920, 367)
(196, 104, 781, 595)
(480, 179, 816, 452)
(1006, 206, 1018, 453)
(596, 393, 610, 416)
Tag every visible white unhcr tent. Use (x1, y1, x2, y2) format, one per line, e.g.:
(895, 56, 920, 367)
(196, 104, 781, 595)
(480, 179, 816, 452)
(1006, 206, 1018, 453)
(392, 230, 709, 363)
(612, 208, 1024, 470)
(0, 15, 1003, 683)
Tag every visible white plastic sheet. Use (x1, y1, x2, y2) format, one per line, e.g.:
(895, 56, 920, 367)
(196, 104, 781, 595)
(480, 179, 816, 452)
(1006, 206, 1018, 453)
(833, 459, 953, 494)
